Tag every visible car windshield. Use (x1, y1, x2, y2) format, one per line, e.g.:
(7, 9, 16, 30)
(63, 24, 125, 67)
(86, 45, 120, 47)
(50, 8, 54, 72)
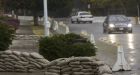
(80, 12, 91, 15)
(109, 15, 129, 22)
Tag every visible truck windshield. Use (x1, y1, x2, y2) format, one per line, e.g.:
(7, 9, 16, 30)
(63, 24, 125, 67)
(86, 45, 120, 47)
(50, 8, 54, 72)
(80, 12, 91, 15)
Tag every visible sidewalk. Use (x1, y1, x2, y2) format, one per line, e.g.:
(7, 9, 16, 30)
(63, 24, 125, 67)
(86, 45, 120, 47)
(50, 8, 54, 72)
(8, 25, 39, 53)
(0, 22, 44, 74)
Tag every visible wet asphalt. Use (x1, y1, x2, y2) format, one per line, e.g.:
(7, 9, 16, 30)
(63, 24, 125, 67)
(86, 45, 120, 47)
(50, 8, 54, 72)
(68, 22, 140, 75)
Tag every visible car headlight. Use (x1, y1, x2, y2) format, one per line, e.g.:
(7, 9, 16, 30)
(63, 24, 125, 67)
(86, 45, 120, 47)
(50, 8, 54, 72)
(128, 23, 132, 27)
(109, 24, 115, 28)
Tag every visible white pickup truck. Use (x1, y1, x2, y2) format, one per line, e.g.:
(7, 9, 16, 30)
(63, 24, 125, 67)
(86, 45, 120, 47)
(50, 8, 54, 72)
(71, 11, 93, 24)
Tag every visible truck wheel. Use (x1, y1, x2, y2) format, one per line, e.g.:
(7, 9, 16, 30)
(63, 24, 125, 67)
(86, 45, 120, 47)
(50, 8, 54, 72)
(90, 21, 92, 24)
(71, 20, 74, 24)
(77, 19, 80, 24)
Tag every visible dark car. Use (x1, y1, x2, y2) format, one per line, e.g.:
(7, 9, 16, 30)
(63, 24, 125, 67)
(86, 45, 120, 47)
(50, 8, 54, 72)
(103, 15, 132, 33)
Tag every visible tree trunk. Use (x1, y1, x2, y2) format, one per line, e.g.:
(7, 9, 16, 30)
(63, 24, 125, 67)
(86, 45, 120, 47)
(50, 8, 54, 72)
(33, 13, 39, 26)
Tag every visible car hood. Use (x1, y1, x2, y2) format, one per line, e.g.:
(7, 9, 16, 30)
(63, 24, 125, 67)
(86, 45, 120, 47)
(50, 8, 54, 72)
(110, 21, 131, 26)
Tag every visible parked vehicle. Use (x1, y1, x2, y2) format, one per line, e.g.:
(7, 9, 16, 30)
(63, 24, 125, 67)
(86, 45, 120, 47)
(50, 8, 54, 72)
(71, 11, 93, 24)
(103, 15, 132, 33)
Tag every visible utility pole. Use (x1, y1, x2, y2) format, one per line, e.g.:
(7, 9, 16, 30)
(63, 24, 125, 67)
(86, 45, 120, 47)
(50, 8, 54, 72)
(137, 4, 140, 24)
(137, 0, 140, 25)
(43, 0, 50, 36)
(88, 4, 91, 11)
(87, 0, 91, 12)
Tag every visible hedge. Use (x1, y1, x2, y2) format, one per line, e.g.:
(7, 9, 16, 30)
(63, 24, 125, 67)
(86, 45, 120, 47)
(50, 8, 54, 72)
(39, 33, 96, 61)
(0, 21, 15, 51)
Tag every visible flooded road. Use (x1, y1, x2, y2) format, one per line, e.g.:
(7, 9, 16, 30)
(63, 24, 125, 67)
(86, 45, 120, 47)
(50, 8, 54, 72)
(68, 22, 140, 75)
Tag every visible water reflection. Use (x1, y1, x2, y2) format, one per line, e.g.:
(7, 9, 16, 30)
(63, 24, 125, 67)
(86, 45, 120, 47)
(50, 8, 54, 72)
(129, 56, 136, 66)
(127, 34, 134, 49)
(109, 34, 116, 43)
(130, 51, 136, 54)
(130, 62, 135, 65)
(127, 34, 135, 66)
(128, 43, 134, 49)
(131, 73, 138, 75)
(130, 57, 135, 62)
(128, 34, 133, 42)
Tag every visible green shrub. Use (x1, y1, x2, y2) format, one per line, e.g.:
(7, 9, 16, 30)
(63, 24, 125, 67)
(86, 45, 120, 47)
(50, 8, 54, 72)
(39, 33, 96, 61)
(0, 22, 15, 51)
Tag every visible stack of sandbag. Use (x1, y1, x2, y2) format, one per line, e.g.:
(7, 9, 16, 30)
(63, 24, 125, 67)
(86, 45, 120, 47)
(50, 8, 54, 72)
(0, 50, 49, 72)
(45, 57, 112, 75)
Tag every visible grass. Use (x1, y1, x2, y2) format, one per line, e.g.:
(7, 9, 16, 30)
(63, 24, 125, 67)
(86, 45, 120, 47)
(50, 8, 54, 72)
(32, 25, 44, 36)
